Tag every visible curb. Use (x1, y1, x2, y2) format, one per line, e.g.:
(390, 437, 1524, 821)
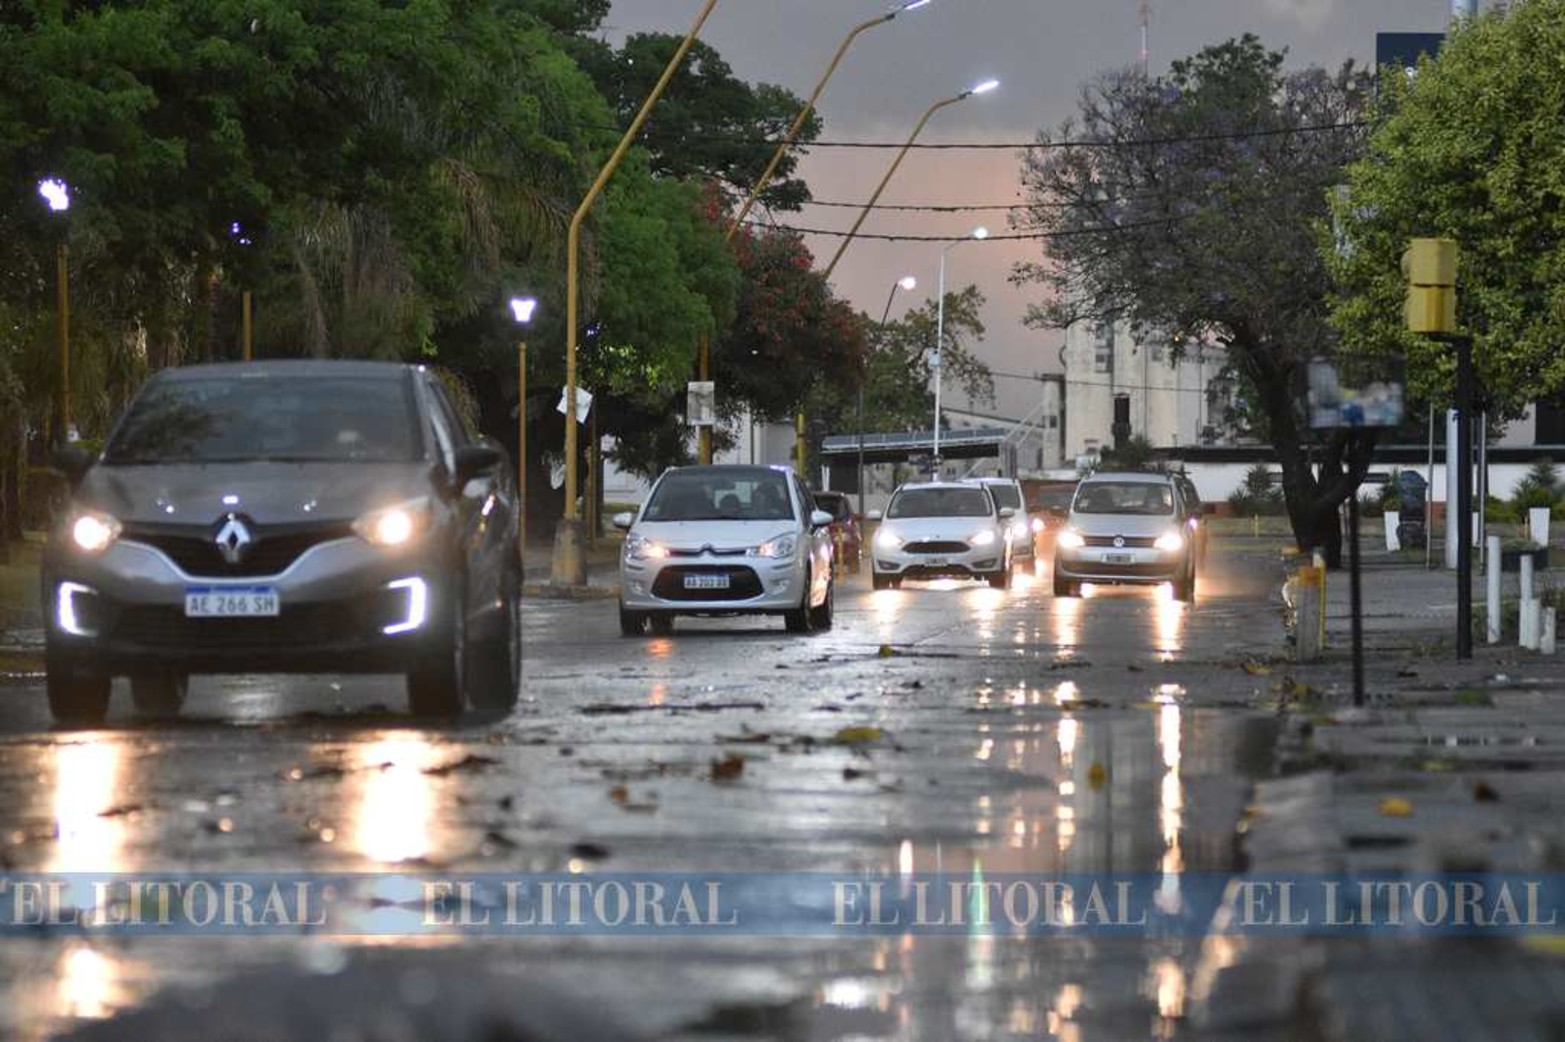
(521, 583, 620, 602)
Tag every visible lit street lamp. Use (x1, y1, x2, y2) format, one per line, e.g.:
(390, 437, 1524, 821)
(933, 226, 989, 466)
(857, 275, 917, 516)
(511, 296, 537, 543)
(800, 77, 1000, 477)
(697, 0, 934, 464)
(38, 178, 71, 446)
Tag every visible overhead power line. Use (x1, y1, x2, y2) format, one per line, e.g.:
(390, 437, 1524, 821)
(743, 213, 1193, 243)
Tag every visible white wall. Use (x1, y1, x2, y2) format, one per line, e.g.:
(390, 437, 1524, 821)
(1166, 459, 1540, 506)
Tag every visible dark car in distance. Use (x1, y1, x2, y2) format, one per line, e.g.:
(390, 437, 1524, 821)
(42, 360, 521, 723)
(812, 491, 863, 573)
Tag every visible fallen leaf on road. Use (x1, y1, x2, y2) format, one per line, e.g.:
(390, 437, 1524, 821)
(711, 754, 746, 781)
(1473, 780, 1500, 803)
(1523, 936, 1565, 957)
(831, 726, 884, 745)
(97, 804, 143, 818)
(1087, 763, 1107, 790)
(569, 842, 610, 861)
(1127, 664, 1144, 673)
(878, 645, 895, 658)
(842, 767, 868, 781)
(1378, 796, 1414, 817)
(609, 785, 630, 804)
(1242, 661, 1272, 676)
(715, 731, 772, 744)
(422, 754, 500, 777)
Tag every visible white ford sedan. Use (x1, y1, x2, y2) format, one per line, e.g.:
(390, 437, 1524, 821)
(868, 482, 1014, 590)
(614, 465, 835, 636)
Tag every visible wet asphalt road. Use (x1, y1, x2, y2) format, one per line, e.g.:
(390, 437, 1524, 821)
(0, 545, 1288, 1041)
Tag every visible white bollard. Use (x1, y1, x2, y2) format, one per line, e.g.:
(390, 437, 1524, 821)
(1522, 599, 1540, 650)
(1530, 507, 1551, 549)
(1487, 535, 1503, 645)
(1385, 510, 1401, 552)
(1543, 609, 1558, 656)
(1522, 552, 1535, 603)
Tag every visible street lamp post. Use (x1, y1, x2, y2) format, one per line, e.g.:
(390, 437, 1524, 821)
(510, 297, 537, 545)
(38, 178, 70, 447)
(798, 78, 999, 478)
(697, 0, 933, 465)
(556, 0, 718, 586)
(860, 275, 917, 516)
(933, 226, 988, 467)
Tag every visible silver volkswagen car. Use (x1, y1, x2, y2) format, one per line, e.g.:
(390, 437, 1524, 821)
(614, 465, 835, 635)
(42, 360, 521, 723)
(1052, 471, 1197, 601)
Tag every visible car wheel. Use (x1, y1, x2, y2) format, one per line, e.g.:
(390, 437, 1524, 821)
(1053, 572, 1079, 598)
(468, 562, 521, 713)
(784, 570, 815, 633)
(46, 660, 111, 725)
(1174, 569, 1196, 603)
(809, 578, 834, 630)
(648, 613, 675, 636)
(871, 571, 888, 591)
(130, 672, 188, 718)
(988, 567, 1010, 590)
(407, 579, 467, 718)
(618, 601, 647, 637)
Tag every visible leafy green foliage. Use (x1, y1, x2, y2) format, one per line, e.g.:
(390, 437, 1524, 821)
(1096, 436, 1166, 473)
(1227, 463, 1286, 517)
(1330, 3, 1565, 418)
(1512, 460, 1561, 513)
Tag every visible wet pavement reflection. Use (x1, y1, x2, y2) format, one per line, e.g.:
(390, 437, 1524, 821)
(0, 546, 1286, 1040)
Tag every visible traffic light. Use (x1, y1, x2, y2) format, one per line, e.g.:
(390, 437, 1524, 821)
(1403, 238, 1458, 334)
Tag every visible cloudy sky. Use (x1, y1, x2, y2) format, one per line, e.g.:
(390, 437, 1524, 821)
(607, 0, 1457, 419)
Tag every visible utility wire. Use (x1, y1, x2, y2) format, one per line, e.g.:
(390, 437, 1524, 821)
(742, 214, 1193, 242)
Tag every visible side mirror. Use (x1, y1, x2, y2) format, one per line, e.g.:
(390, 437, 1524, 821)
(867, 509, 883, 522)
(810, 509, 833, 529)
(451, 443, 502, 487)
(999, 507, 1017, 520)
(1200, 503, 1218, 516)
(612, 511, 635, 531)
(51, 445, 94, 487)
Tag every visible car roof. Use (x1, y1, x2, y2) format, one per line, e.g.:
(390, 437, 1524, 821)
(152, 359, 415, 382)
(665, 465, 795, 478)
(894, 482, 993, 492)
(1082, 471, 1174, 485)
(961, 477, 1021, 486)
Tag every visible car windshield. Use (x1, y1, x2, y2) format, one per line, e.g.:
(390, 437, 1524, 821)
(644, 471, 795, 522)
(1036, 486, 1076, 511)
(984, 484, 1022, 510)
(105, 376, 419, 464)
(1073, 481, 1175, 516)
(888, 487, 993, 519)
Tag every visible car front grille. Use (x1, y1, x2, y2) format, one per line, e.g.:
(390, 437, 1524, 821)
(650, 565, 764, 602)
(124, 523, 353, 577)
(1083, 535, 1157, 548)
(902, 541, 971, 555)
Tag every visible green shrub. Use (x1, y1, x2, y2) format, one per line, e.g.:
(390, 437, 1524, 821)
(1512, 460, 1561, 513)
(1227, 463, 1285, 517)
(1487, 496, 1521, 525)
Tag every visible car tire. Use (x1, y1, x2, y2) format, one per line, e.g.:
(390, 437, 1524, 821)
(1174, 569, 1196, 603)
(784, 571, 815, 633)
(130, 673, 188, 718)
(1053, 572, 1079, 598)
(407, 579, 468, 718)
(618, 602, 647, 637)
(871, 571, 889, 591)
(988, 567, 1010, 590)
(649, 613, 675, 636)
(468, 562, 521, 713)
(46, 660, 111, 725)
(809, 578, 834, 630)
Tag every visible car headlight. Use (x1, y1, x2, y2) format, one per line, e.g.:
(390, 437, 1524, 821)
(751, 534, 797, 559)
(1011, 521, 1030, 540)
(70, 511, 122, 554)
(1057, 528, 1085, 550)
(1155, 530, 1186, 553)
(353, 498, 432, 548)
(1030, 518, 1045, 534)
(970, 529, 997, 547)
(625, 533, 670, 561)
(875, 529, 903, 550)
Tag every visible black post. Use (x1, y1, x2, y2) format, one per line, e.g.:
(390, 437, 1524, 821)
(1455, 334, 1474, 659)
(1348, 486, 1365, 706)
(856, 383, 866, 519)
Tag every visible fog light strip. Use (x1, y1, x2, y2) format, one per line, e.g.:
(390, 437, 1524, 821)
(383, 578, 428, 635)
(57, 582, 95, 637)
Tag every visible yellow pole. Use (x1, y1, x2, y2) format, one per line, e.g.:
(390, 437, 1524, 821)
(518, 339, 527, 544)
(699, 8, 912, 466)
(790, 89, 973, 478)
(556, 0, 718, 584)
(55, 242, 69, 445)
(241, 290, 253, 361)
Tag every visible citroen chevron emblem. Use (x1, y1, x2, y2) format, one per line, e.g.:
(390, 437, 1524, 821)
(214, 515, 253, 565)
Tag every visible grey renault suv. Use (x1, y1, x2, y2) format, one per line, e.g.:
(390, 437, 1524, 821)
(41, 360, 521, 723)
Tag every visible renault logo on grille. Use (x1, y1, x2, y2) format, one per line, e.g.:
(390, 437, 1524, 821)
(214, 515, 254, 564)
(1113, 536, 1126, 548)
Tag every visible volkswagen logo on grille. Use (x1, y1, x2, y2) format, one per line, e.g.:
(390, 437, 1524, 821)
(214, 514, 254, 564)
(1113, 536, 1126, 548)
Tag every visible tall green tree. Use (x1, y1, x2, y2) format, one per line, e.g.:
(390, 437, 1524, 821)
(1014, 36, 1372, 562)
(1328, 2, 1565, 420)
